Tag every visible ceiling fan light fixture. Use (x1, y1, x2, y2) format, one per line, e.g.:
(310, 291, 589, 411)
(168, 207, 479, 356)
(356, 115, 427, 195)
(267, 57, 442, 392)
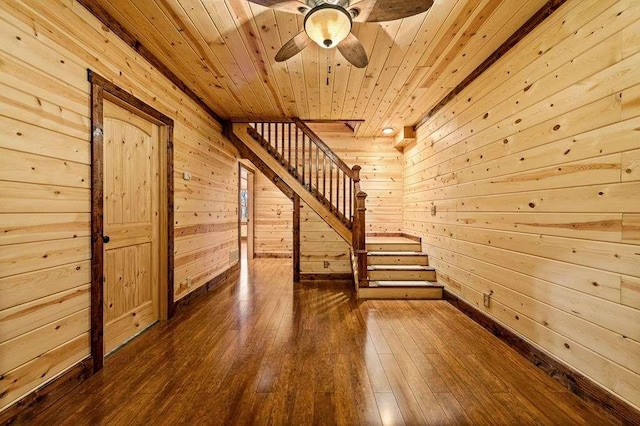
(304, 4, 352, 49)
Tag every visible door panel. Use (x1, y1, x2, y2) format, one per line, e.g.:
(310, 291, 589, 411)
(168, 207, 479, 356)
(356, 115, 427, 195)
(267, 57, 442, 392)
(103, 99, 159, 354)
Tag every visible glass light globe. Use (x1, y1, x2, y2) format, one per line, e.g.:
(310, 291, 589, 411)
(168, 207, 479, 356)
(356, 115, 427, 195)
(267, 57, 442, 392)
(304, 5, 352, 49)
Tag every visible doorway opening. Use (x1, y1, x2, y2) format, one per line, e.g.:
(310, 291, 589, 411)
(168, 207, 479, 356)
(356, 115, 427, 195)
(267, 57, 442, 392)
(238, 163, 255, 265)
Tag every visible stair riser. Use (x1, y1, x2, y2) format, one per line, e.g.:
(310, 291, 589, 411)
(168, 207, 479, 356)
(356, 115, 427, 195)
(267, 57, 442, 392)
(366, 243, 422, 252)
(368, 270, 436, 281)
(368, 256, 428, 266)
(358, 287, 442, 300)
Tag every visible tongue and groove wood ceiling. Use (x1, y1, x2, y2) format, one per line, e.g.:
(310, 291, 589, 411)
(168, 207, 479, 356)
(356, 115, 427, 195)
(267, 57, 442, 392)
(90, 0, 548, 136)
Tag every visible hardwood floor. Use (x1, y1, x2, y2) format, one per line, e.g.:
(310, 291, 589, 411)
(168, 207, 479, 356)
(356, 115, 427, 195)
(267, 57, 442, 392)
(32, 255, 619, 425)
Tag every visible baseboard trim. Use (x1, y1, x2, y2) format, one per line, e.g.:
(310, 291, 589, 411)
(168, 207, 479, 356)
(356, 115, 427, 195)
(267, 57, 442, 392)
(254, 253, 292, 259)
(443, 290, 640, 425)
(174, 263, 240, 310)
(299, 273, 352, 281)
(0, 359, 93, 425)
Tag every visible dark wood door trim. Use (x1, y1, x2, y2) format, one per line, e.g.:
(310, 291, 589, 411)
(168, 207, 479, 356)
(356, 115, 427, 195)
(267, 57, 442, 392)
(88, 69, 174, 373)
(237, 163, 242, 270)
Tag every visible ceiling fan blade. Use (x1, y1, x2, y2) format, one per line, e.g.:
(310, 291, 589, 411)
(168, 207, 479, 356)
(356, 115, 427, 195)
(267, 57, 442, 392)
(246, 0, 309, 14)
(275, 31, 312, 62)
(337, 33, 368, 68)
(348, 0, 434, 23)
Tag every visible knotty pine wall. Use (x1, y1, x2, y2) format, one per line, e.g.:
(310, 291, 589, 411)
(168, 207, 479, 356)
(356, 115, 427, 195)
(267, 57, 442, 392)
(403, 0, 640, 409)
(300, 200, 351, 275)
(317, 132, 403, 234)
(254, 170, 293, 257)
(0, 0, 238, 411)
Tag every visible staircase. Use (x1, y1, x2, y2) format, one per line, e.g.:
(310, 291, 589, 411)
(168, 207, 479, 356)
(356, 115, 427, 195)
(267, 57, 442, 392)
(225, 119, 442, 300)
(360, 236, 443, 299)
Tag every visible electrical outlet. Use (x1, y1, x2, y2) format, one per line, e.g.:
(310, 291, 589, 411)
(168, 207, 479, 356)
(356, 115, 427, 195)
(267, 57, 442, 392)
(483, 290, 493, 308)
(430, 204, 437, 216)
(186, 277, 192, 288)
(324, 261, 330, 269)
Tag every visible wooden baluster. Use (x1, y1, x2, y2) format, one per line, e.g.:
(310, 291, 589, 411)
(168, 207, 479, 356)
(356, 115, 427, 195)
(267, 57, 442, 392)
(329, 161, 333, 210)
(322, 154, 326, 199)
(277, 123, 281, 158)
(315, 146, 319, 194)
(308, 136, 312, 190)
(281, 123, 285, 163)
(295, 127, 299, 177)
(288, 123, 292, 167)
(336, 169, 341, 217)
(349, 176, 352, 223)
(342, 171, 346, 220)
(267, 123, 271, 152)
(302, 133, 306, 186)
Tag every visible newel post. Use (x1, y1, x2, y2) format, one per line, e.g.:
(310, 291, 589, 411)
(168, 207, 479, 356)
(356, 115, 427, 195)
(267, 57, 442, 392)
(351, 165, 368, 288)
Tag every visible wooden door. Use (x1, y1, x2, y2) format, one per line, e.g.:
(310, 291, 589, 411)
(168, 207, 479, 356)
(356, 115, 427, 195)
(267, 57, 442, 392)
(247, 170, 255, 259)
(103, 99, 160, 354)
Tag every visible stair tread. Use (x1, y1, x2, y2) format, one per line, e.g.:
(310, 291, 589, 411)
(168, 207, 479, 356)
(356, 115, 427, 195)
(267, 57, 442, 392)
(367, 265, 434, 271)
(368, 280, 443, 288)
(366, 236, 419, 244)
(368, 251, 427, 256)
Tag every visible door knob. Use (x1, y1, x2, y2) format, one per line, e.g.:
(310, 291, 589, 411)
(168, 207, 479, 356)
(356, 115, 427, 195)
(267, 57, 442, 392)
(103, 235, 110, 244)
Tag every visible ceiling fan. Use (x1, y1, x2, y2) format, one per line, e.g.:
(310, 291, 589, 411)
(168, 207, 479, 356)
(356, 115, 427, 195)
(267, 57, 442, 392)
(248, 0, 434, 68)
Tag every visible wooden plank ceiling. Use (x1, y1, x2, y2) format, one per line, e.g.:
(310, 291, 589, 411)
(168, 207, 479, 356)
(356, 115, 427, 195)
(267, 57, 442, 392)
(89, 0, 548, 136)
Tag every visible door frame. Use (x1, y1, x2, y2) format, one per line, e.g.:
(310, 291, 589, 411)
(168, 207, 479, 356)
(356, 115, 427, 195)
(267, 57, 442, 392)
(238, 163, 256, 266)
(88, 70, 174, 373)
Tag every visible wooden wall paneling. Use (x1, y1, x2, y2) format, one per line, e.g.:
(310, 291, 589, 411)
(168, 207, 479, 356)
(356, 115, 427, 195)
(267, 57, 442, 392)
(0, 0, 239, 414)
(417, 0, 635, 145)
(622, 276, 640, 310)
(406, 0, 555, 129)
(0, 334, 90, 414)
(253, 168, 293, 257)
(434, 259, 640, 376)
(404, 0, 640, 411)
(299, 201, 350, 275)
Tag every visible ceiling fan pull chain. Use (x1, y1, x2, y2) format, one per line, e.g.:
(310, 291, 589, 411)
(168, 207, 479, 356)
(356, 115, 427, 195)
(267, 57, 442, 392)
(326, 55, 331, 86)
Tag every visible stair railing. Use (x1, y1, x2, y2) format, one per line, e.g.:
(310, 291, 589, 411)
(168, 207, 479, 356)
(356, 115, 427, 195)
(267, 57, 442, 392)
(246, 119, 368, 286)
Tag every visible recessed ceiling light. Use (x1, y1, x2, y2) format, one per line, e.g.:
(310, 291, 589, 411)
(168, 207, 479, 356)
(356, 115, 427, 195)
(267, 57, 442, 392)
(382, 126, 395, 135)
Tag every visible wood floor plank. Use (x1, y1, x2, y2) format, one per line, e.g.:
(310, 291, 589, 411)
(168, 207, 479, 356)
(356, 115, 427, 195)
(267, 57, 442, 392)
(28, 253, 622, 425)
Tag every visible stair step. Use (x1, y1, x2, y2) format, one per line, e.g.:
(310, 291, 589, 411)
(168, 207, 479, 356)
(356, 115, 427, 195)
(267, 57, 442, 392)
(368, 251, 429, 266)
(359, 281, 443, 300)
(368, 265, 432, 271)
(366, 237, 421, 252)
(368, 280, 443, 288)
(368, 251, 427, 256)
(367, 265, 436, 281)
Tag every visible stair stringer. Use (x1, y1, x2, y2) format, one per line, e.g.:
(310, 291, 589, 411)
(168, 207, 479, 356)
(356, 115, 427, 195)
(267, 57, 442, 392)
(226, 122, 352, 244)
